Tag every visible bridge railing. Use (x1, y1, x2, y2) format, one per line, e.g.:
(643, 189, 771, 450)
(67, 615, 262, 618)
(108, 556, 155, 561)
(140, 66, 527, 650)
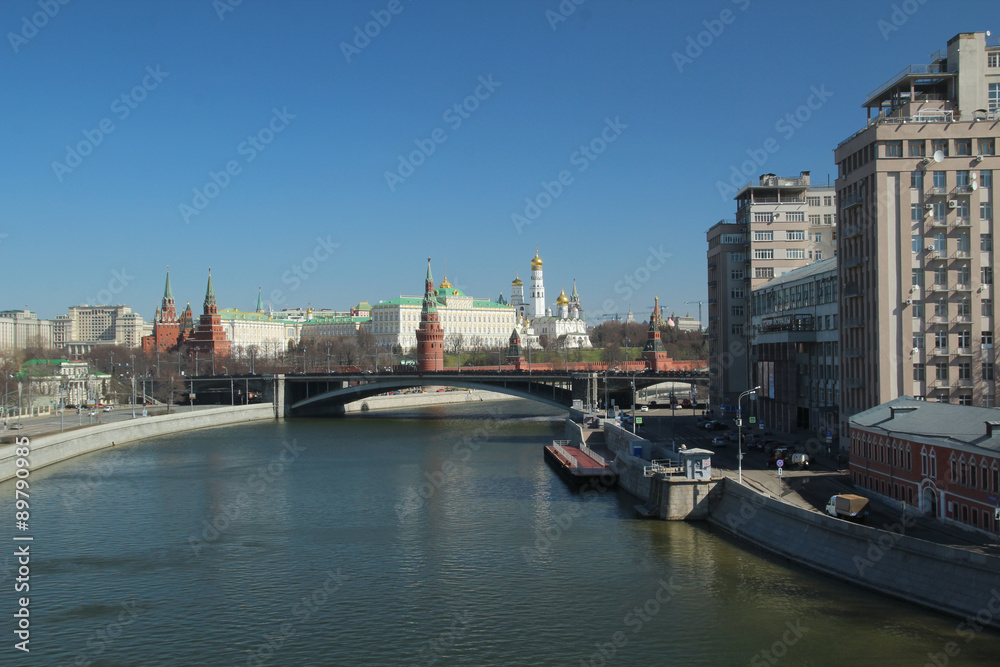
(643, 459, 684, 478)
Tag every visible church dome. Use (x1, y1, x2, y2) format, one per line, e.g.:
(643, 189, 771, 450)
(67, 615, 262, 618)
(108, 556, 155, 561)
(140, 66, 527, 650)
(512, 270, 523, 286)
(556, 289, 569, 306)
(439, 275, 453, 290)
(531, 250, 543, 268)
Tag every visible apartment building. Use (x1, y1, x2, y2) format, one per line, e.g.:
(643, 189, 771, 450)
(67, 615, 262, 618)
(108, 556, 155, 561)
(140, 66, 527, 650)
(707, 171, 836, 412)
(55, 305, 148, 355)
(0, 310, 53, 352)
(836, 32, 1000, 450)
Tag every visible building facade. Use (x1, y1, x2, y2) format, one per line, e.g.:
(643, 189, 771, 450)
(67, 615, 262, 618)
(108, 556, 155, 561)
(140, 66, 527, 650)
(836, 32, 1000, 451)
(750, 257, 839, 438)
(850, 397, 1000, 536)
(56, 305, 147, 356)
(707, 171, 837, 412)
(0, 310, 53, 352)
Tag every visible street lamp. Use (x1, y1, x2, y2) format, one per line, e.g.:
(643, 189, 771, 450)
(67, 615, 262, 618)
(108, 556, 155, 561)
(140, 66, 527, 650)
(737, 386, 761, 485)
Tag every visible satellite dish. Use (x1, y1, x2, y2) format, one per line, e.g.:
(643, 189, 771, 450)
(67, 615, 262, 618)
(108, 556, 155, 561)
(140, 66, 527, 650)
(972, 172, 978, 179)
(972, 182, 979, 191)
(933, 150, 944, 163)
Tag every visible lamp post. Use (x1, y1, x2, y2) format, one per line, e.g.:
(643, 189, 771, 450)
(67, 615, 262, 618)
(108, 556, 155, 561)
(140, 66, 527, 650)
(738, 386, 761, 485)
(130, 355, 136, 418)
(326, 343, 332, 374)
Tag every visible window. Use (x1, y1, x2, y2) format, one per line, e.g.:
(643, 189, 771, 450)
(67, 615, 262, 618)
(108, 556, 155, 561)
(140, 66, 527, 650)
(959, 395, 973, 406)
(959, 361, 972, 380)
(983, 170, 993, 188)
(786, 249, 806, 259)
(933, 232, 946, 253)
(983, 299, 993, 317)
(959, 330, 972, 348)
(754, 231, 773, 241)
(807, 196, 820, 206)
(936, 362, 949, 381)
(935, 330, 948, 349)
(813, 232, 822, 243)
(913, 334, 925, 349)
(809, 214, 821, 225)
(985, 362, 994, 381)
(983, 201, 993, 221)
(912, 269, 923, 286)
(721, 233, 744, 244)
(824, 196, 833, 206)
(983, 267, 994, 285)
(958, 299, 971, 318)
(754, 212, 773, 223)
(823, 214, 833, 225)
(957, 170, 970, 187)
(956, 199, 970, 219)
(754, 249, 774, 260)
(814, 251, 823, 260)
(787, 212, 805, 222)
(912, 300, 925, 317)
(991, 53, 1000, 68)
(983, 331, 994, 347)
(732, 305, 744, 317)
(958, 264, 971, 286)
(934, 201, 946, 220)
(730, 252, 744, 262)
(731, 287, 744, 299)
(731, 324, 744, 335)
(885, 140, 903, 157)
(990, 83, 1000, 111)
(911, 170, 924, 189)
(754, 267, 774, 279)
(914, 364, 925, 381)
(980, 139, 995, 156)
(982, 234, 993, 252)
(911, 204, 922, 221)
(933, 170, 946, 190)
(787, 230, 805, 240)
(957, 233, 970, 253)
(912, 234, 923, 252)
(731, 269, 745, 280)
(955, 139, 972, 156)
(909, 140, 926, 157)
(932, 139, 949, 157)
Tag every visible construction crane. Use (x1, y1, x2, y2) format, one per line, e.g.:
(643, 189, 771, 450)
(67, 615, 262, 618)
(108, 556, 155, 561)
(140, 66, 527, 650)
(684, 301, 704, 330)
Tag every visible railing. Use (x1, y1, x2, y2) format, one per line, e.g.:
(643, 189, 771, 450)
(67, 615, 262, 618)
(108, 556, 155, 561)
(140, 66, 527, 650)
(551, 440, 580, 469)
(579, 441, 607, 467)
(954, 314, 973, 324)
(952, 250, 972, 259)
(955, 185, 975, 194)
(841, 193, 864, 208)
(868, 63, 948, 100)
(643, 459, 683, 478)
(953, 218, 972, 228)
(954, 283, 973, 292)
(956, 347, 974, 356)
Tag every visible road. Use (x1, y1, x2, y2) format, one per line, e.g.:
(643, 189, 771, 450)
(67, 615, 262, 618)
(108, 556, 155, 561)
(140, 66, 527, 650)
(1, 404, 222, 440)
(630, 407, 1000, 554)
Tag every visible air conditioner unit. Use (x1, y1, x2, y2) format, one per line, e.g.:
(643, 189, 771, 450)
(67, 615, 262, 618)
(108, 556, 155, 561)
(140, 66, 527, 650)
(925, 244, 935, 252)
(925, 203, 935, 210)
(975, 155, 984, 163)
(948, 200, 958, 209)
(905, 298, 912, 305)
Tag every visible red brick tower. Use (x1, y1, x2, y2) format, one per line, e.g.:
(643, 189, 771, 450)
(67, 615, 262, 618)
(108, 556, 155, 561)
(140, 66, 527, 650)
(179, 302, 195, 343)
(415, 258, 444, 372)
(642, 296, 669, 371)
(186, 269, 231, 359)
(505, 328, 525, 369)
(143, 267, 181, 354)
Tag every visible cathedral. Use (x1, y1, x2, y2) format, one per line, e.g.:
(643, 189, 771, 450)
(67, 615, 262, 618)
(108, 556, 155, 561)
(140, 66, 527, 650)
(510, 248, 592, 349)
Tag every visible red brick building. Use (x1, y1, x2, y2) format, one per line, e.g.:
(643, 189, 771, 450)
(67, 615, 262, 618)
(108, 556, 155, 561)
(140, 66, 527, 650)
(185, 270, 232, 361)
(142, 268, 183, 354)
(850, 397, 1000, 535)
(642, 297, 671, 372)
(415, 259, 443, 372)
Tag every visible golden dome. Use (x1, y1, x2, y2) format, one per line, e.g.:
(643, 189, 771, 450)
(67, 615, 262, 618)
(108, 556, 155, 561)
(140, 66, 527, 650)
(556, 288, 569, 306)
(531, 250, 543, 268)
(512, 269, 523, 286)
(438, 275, 453, 290)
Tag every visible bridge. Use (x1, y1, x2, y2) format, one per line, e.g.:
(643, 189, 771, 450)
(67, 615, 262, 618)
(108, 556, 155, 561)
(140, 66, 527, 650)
(186, 369, 710, 417)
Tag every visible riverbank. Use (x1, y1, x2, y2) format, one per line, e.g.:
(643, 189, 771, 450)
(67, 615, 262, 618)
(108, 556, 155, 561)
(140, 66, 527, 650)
(0, 404, 273, 483)
(341, 388, 531, 413)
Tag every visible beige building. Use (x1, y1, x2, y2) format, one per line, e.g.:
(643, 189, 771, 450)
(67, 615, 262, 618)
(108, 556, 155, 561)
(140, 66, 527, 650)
(707, 171, 837, 412)
(836, 31, 1000, 450)
(0, 310, 53, 352)
(54, 305, 147, 355)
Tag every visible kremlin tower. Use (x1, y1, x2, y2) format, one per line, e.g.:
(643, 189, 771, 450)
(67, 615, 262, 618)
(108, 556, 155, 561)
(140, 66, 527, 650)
(642, 297, 670, 371)
(415, 259, 444, 372)
(142, 267, 181, 354)
(185, 270, 232, 360)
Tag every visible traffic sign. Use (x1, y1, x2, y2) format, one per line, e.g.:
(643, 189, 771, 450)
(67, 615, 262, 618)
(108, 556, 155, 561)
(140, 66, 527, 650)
(749, 416, 756, 424)
(635, 417, 643, 424)
(778, 467, 783, 476)
(776, 459, 784, 468)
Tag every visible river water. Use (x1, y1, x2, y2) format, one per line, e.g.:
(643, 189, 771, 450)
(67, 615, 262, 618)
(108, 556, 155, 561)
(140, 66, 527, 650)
(3, 400, 999, 666)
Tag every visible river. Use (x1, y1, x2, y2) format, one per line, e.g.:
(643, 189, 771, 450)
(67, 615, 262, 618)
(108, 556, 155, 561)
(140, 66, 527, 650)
(2, 400, 999, 666)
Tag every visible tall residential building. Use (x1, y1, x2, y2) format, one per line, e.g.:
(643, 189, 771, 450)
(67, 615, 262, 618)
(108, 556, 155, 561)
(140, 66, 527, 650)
(707, 171, 837, 412)
(836, 31, 1000, 450)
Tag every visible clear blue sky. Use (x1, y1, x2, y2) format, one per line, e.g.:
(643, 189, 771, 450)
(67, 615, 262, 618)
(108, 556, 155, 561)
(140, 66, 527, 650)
(1, 0, 994, 323)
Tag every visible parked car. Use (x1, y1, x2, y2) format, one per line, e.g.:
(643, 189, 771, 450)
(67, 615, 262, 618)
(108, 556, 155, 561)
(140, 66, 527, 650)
(711, 435, 728, 448)
(640, 405, 648, 412)
(826, 494, 870, 522)
(103, 406, 114, 412)
(767, 446, 793, 467)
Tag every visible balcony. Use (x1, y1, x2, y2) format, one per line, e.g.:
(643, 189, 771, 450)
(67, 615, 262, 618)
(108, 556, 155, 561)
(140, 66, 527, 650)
(955, 185, 975, 194)
(928, 216, 947, 227)
(952, 250, 972, 259)
(843, 256, 864, 269)
(842, 225, 863, 239)
(931, 186, 948, 195)
(844, 317, 864, 329)
(934, 379, 951, 389)
(844, 347, 863, 358)
(953, 218, 971, 228)
(956, 347, 974, 356)
(841, 193, 864, 209)
(930, 315, 949, 325)
(957, 378, 974, 388)
(954, 283, 973, 292)
(954, 314, 973, 324)
(924, 283, 946, 293)
(931, 347, 949, 357)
